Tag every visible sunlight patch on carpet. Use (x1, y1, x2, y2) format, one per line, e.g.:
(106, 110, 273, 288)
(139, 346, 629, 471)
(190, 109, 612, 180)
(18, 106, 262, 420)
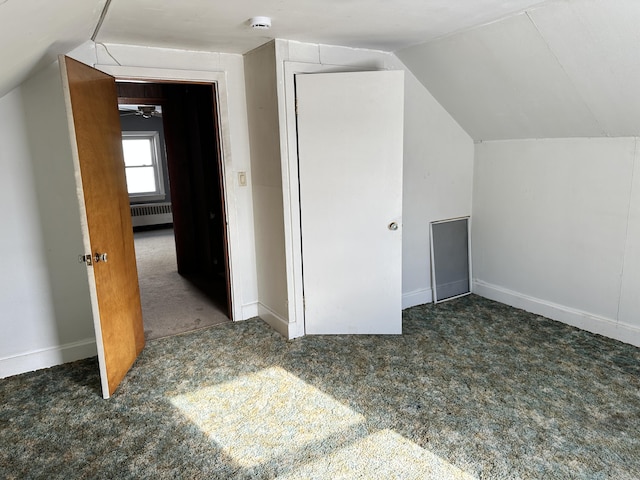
(170, 366, 365, 468)
(279, 429, 477, 480)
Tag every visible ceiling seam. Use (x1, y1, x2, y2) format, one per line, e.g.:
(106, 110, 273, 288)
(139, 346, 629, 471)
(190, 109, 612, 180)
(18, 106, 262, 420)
(396, 1, 550, 52)
(91, 0, 113, 42)
(524, 10, 606, 136)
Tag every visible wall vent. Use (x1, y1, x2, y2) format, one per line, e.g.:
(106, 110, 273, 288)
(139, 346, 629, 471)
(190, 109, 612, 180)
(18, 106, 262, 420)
(130, 202, 173, 227)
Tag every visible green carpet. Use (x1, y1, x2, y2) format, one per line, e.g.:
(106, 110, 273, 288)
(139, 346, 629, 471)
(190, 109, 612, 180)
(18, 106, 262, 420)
(1, 295, 639, 479)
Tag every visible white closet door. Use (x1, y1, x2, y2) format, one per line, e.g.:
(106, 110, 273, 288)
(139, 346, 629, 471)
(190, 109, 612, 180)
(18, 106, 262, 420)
(296, 70, 404, 335)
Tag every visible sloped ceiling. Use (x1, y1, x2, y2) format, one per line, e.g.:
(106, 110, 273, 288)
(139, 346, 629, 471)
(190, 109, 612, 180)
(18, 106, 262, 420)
(0, 0, 549, 99)
(0, 0, 107, 98)
(396, 0, 640, 140)
(3, 0, 637, 142)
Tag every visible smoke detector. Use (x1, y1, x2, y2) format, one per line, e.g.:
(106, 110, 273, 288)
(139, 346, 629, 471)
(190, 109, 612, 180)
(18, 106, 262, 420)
(248, 16, 271, 29)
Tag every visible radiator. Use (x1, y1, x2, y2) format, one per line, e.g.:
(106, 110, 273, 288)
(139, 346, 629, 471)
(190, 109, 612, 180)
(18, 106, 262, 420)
(130, 202, 173, 227)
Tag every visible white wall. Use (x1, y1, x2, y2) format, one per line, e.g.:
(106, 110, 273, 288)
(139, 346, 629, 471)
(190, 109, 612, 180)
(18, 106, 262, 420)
(243, 42, 289, 335)
(389, 55, 474, 307)
(0, 87, 57, 374)
(395, 0, 640, 348)
(272, 40, 474, 337)
(473, 138, 640, 347)
(0, 68, 96, 378)
(619, 138, 640, 330)
(69, 41, 260, 321)
(395, 0, 640, 142)
(0, 37, 474, 375)
(0, 41, 260, 378)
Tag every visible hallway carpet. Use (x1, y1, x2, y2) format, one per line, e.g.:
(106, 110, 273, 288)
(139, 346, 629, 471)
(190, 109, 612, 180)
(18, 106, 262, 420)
(134, 228, 229, 340)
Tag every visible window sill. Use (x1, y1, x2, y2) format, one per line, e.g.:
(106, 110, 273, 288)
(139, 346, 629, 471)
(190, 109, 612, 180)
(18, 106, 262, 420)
(129, 194, 166, 204)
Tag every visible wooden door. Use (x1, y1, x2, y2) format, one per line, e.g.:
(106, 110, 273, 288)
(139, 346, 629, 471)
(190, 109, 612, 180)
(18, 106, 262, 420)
(60, 56, 145, 398)
(296, 71, 404, 335)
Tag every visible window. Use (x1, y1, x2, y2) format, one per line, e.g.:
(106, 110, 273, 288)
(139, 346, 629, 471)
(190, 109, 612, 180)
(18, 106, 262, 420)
(121, 131, 165, 201)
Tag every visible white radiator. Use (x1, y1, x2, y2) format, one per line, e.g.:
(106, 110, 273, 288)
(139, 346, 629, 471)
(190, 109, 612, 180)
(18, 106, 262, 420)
(130, 202, 173, 227)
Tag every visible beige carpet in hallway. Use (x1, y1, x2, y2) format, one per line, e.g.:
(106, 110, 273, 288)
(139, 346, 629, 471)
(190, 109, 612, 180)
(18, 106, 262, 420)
(134, 228, 230, 340)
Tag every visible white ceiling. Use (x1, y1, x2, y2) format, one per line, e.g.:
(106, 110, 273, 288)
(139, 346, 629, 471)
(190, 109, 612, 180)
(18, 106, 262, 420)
(397, 0, 640, 140)
(0, 0, 549, 98)
(0, 0, 107, 98)
(95, 0, 549, 54)
(5, 0, 636, 142)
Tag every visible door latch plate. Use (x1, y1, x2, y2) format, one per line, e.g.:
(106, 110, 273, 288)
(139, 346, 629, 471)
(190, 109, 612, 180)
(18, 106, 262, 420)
(79, 254, 93, 266)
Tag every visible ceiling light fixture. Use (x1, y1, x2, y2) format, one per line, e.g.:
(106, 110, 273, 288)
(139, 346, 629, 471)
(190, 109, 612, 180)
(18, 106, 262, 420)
(137, 106, 158, 119)
(248, 16, 271, 29)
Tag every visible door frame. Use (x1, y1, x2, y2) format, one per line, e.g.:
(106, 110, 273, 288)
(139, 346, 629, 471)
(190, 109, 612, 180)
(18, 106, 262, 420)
(281, 62, 376, 338)
(98, 65, 243, 321)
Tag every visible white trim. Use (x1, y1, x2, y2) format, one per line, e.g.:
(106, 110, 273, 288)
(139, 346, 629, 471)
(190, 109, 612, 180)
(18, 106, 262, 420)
(0, 338, 97, 379)
(121, 130, 166, 200)
(258, 303, 289, 338)
(430, 215, 472, 225)
(402, 288, 433, 309)
(96, 65, 244, 323)
(473, 280, 640, 348)
(241, 301, 259, 319)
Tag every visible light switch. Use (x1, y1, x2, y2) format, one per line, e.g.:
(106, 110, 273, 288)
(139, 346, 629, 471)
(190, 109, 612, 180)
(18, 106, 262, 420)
(238, 171, 247, 186)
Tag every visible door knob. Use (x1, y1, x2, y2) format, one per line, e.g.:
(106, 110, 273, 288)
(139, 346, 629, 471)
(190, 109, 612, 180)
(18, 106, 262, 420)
(388, 222, 398, 231)
(94, 252, 108, 263)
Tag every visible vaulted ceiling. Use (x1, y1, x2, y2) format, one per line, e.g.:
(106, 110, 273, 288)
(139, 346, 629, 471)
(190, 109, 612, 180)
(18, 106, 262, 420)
(397, 0, 640, 140)
(0, 0, 548, 98)
(2, 0, 637, 142)
(94, 0, 549, 54)
(0, 0, 107, 99)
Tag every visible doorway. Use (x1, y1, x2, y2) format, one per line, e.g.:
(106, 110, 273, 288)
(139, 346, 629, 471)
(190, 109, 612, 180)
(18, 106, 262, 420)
(117, 81, 232, 339)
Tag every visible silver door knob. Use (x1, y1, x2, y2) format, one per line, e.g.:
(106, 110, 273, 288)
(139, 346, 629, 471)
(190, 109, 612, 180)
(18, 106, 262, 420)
(388, 222, 398, 231)
(94, 252, 108, 263)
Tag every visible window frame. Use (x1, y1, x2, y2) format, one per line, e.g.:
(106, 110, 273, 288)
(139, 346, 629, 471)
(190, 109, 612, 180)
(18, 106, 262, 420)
(121, 130, 166, 202)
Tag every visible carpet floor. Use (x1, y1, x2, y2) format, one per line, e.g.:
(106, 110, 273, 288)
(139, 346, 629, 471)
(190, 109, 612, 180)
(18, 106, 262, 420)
(1, 295, 639, 479)
(134, 228, 230, 340)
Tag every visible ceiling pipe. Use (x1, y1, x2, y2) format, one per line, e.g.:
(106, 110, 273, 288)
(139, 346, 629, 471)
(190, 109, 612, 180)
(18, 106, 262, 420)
(91, 0, 113, 41)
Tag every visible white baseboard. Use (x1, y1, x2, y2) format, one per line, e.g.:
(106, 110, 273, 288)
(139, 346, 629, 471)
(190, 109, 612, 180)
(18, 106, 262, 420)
(402, 288, 433, 309)
(473, 280, 640, 348)
(258, 303, 289, 338)
(240, 301, 259, 320)
(0, 338, 97, 379)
